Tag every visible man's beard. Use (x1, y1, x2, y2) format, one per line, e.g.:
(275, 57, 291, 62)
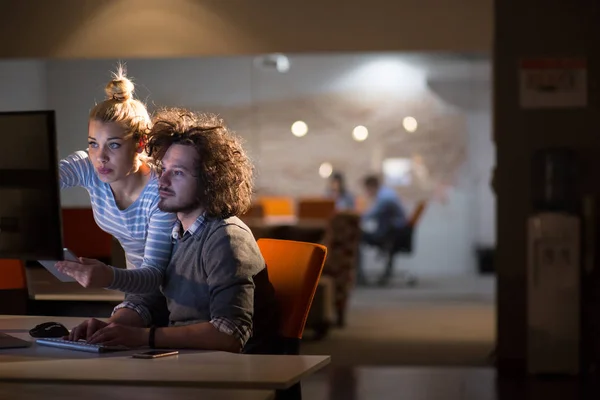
(158, 197, 201, 214)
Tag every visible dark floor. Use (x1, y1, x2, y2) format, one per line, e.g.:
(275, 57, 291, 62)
(302, 366, 600, 400)
(301, 276, 495, 367)
(298, 273, 600, 399)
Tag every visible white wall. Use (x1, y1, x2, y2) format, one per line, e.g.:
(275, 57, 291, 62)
(396, 73, 495, 276)
(0, 60, 47, 111)
(426, 75, 495, 247)
(4, 54, 494, 276)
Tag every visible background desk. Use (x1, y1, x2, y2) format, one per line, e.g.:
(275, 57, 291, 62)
(245, 217, 327, 244)
(0, 316, 329, 393)
(24, 268, 124, 317)
(26, 268, 124, 302)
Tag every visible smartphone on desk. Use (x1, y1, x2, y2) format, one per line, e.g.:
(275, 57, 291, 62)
(132, 350, 179, 359)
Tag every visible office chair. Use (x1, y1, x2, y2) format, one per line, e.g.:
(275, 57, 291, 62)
(380, 201, 427, 286)
(256, 238, 327, 400)
(321, 211, 361, 328)
(296, 198, 336, 221)
(258, 196, 295, 217)
(62, 208, 112, 263)
(0, 260, 27, 314)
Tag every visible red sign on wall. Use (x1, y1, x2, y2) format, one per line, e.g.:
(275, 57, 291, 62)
(519, 58, 587, 109)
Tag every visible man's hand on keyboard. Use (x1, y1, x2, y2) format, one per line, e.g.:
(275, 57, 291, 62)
(87, 323, 148, 348)
(68, 318, 108, 341)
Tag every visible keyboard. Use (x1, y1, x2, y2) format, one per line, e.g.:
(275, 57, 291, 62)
(35, 338, 129, 353)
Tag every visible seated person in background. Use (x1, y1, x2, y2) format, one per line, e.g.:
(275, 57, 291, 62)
(357, 175, 408, 286)
(66, 108, 281, 354)
(326, 171, 355, 211)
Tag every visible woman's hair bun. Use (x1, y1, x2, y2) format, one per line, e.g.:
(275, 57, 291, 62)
(105, 65, 134, 102)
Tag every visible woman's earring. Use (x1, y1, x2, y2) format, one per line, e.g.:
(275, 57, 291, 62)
(137, 138, 146, 153)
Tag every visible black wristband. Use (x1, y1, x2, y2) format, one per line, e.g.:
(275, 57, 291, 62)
(148, 325, 157, 349)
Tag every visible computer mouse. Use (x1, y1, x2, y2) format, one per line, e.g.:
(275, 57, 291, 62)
(29, 322, 70, 338)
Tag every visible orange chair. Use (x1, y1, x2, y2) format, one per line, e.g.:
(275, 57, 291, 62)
(296, 198, 336, 221)
(408, 200, 427, 227)
(258, 196, 295, 217)
(62, 208, 112, 262)
(0, 259, 27, 314)
(257, 239, 327, 400)
(354, 195, 369, 213)
(0, 260, 26, 290)
(256, 238, 327, 354)
(240, 202, 265, 220)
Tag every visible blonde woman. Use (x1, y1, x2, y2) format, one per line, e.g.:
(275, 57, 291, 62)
(57, 67, 176, 313)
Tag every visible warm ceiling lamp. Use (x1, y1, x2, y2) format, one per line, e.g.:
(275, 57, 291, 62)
(291, 120, 308, 137)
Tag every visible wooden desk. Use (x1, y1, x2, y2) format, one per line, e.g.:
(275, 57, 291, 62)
(245, 217, 328, 244)
(26, 268, 124, 302)
(0, 316, 330, 392)
(0, 383, 275, 400)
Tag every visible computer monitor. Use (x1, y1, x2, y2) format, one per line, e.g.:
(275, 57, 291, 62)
(0, 110, 63, 260)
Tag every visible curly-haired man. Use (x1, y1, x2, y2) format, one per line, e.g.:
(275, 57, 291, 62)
(68, 109, 281, 354)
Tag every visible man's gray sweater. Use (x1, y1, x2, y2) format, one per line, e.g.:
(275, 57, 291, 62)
(126, 216, 280, 353)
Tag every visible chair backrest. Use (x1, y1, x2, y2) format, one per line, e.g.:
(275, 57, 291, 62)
(0, 260, 26, 290)
(259, 196, 295, 217)
(408, 200, 427, 227)
(296, 198, 336, 220)
(354, 195, 369, 213)
(0, 259, 27, 315)
(240, 203, 265, 219)
(322, 212, 362, 276)
(391, 202, 427, 254)
(62, 208, 112, 260)
(256, 238, 327, 340)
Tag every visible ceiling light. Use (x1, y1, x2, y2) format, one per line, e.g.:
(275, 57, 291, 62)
(403, 116, 418, 133)
(291, 121, 308, 137)
(352, 125, 369, 141)
(319, 162, 333, 178)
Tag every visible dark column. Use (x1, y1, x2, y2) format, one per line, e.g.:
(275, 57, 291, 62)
(495, 0, 600, 375)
